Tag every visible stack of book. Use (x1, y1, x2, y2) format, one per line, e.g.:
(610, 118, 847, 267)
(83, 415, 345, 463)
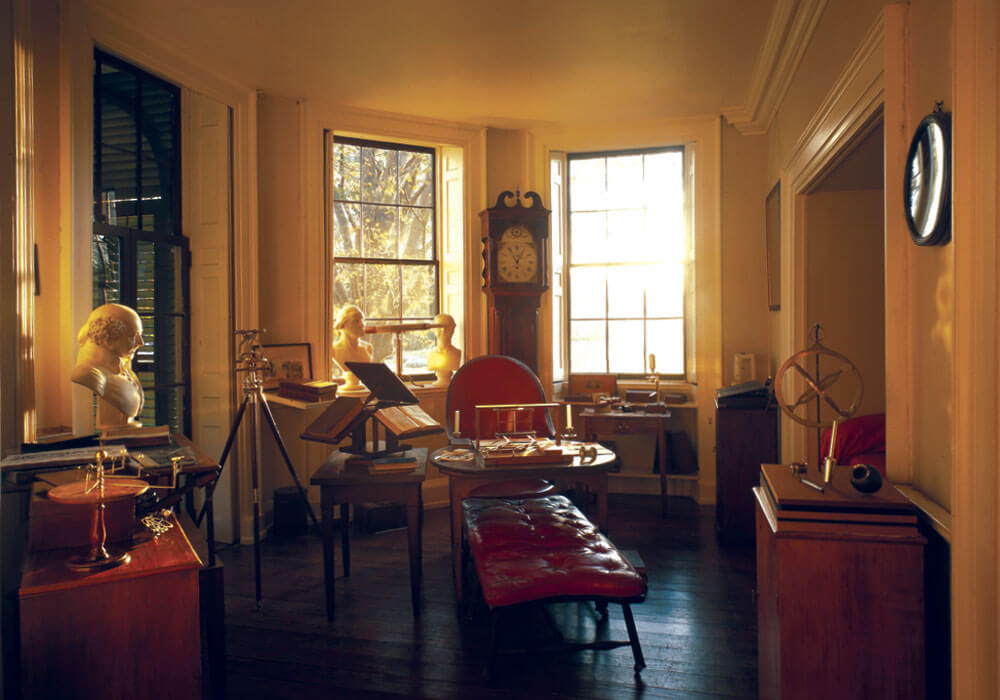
(279, 380, 339, 402)
(366, 454, 419, 474)
(100, 424, 171, 447)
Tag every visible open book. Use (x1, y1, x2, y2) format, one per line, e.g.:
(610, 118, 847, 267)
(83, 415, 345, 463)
(300, 396, 366, 445)
(374, 404, 443, 439)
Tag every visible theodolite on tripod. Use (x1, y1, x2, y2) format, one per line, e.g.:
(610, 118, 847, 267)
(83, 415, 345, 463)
(201, 329, 320, 609)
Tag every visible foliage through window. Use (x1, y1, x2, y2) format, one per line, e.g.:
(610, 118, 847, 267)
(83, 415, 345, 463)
(329, 135, 438, 376)
(567, 147, 687, 377)
(93, 50, 190, 434)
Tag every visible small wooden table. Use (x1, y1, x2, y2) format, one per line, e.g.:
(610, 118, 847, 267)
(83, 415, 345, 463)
(432, 444, 617, 604)
(19, 513, 202, 699)
(579, 408, 672, 517)
(310, 447, 427, 620)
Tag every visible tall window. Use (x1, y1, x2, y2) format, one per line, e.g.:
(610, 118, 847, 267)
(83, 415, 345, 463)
(93, 50, 190, 434)
(329, 135, 438, 375)
(566, 147, 687, 377)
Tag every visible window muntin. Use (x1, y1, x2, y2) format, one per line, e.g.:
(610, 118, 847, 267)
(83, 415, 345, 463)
(567, 147, 687, 377)
(329, 136, 439, 376)
(93, 50, 190, 434)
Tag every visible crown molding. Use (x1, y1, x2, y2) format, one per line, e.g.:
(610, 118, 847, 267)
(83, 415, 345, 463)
(722, 0, 828, 135)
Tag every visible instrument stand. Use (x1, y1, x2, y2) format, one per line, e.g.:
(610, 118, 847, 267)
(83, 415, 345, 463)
(202, 330, 320, 609)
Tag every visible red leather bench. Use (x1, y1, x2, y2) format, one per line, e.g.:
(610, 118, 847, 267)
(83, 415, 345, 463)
(462, 494, 647, 676)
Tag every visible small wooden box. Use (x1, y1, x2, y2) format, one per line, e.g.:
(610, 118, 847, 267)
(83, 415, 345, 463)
(567, 374, 617, 401)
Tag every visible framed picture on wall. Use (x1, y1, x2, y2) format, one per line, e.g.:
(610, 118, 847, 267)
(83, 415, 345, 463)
(261, 343, 313, 390)
(765, 181, 781, 311)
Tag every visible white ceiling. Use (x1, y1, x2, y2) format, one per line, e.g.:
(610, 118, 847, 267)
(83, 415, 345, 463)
(90, 0, 777, 129)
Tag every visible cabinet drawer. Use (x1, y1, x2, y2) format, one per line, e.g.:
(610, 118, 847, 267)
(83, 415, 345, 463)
(587, 416, 661, 435)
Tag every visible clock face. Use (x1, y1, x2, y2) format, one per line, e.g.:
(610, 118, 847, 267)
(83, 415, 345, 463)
(496, 225, 538, 283)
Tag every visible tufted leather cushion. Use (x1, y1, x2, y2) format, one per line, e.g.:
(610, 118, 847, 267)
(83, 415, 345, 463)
(463, 495, 646, 609)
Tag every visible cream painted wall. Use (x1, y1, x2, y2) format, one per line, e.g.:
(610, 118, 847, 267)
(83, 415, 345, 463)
(906, 0, 954, 509)
(258, 94, 308, 348)
(767, 0, 887, 184)
(31, 0, 73, 435)
(804, 189, 885, 462)
(721, 123, 771, 384)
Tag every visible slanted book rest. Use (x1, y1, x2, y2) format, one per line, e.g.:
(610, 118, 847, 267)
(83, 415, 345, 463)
(300, 397, 366, 445)
(374, 404, 443, 439)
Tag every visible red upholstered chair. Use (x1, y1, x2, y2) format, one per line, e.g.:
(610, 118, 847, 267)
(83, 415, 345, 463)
(447, 355, 558, 501)
(446, 355, 556, 443)
(820, 413, 887, 475)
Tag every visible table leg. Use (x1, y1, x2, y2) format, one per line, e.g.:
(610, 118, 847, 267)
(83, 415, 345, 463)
(341, 502, 351, 578)
(406, 490, 422, 616)
(657, 428, 669, 518)
(596, 473, 609, 533)
(321, 492, 336, 621)
(448, 478, 463, 605)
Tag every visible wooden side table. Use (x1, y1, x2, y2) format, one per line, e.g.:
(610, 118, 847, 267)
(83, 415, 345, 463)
(310, 447, 427, 621)
(580, 409, 672, 516)
(754, 464, 925, 699)
(19, 514, 202, 699)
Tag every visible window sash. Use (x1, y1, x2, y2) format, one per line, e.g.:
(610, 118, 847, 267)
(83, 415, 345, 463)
(565, 146, 688, 379)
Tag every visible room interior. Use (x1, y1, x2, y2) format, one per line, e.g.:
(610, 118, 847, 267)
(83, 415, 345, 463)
(2, 0, 999, 697)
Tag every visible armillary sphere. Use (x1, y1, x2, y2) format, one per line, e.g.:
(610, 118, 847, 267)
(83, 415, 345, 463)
(773, 340, 864, 428)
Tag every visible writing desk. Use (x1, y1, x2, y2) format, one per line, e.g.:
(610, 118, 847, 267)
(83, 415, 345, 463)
(431, 444, 617, 604)
(310, 447, 427, 620)
(579, 408, 673, 517)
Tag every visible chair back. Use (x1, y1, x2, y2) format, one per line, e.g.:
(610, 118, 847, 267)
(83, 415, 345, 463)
(446, 355, 555, 442)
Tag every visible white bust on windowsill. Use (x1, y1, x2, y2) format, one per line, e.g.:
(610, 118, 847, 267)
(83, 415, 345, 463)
(71, 303, 145, 429)
(426, 313, 461, 386)
(332, 305, 373, 394)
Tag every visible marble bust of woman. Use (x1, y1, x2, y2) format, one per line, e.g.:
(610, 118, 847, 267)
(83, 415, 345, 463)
(71, 303, 145, 428)
(426, 313, 461, 386)
(332, 305, 373, 393)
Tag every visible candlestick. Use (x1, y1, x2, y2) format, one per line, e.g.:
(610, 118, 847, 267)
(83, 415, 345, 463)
(566, 404, 573, 430)
(454, 410, 460, 437)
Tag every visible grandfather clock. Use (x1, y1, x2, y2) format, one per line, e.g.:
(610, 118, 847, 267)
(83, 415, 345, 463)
(480, 190, 550, 373)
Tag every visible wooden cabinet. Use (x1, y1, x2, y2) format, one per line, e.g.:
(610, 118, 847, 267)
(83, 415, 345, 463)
(19, 515, 202, 699)
(715, 405, 777, 542)
(753, 465, 926, 699)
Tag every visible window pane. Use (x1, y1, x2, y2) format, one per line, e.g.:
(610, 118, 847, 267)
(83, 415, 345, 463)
(100, 145, 138, 226)
(401, 265, 435, 318)
(569, 266, 606, 319)
(362, 147, 397, 204)
(92, 234, 121, 307)
(646, 263, 685, 317)
(607, 267, 645, 318)
(333, 142, 361, 201)
(647, 319, 684, 375)
(399, 151, 432, 206)
(333, 262, 364, 309)
(135, 240, 185, 314)
(362, 204, 398, 259)
(383, 328, 435, 377)
(400, 207, 433, 259)
(569, 158, 606, 211)
(607, 155, 643, 210)
(606, 209, 645, 264)
(570, 320, 606, 372)
(333, 202, 361, 257)
(608, 320, 644, 373)
(569, 211, 606, 264)
(363, 263, 401, 319)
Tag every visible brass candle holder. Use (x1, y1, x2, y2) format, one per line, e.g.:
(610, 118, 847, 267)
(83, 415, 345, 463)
(67, 450, 132, 572)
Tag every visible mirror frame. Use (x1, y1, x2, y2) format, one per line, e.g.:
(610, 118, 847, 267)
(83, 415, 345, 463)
(903, 111, 952, 246)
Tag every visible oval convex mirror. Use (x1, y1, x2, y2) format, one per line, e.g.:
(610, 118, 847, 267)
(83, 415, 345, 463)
(904, 110, 952, 246)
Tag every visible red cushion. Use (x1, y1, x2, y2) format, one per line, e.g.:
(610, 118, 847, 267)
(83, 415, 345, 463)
(463, 495, 646, 608)
(820, 413, 886, 464)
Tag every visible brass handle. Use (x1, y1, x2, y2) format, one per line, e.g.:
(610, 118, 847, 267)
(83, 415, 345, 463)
(616, 424, 627, 433)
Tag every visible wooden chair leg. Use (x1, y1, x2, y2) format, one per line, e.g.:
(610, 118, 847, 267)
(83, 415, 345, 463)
(621, 603, 645, 673)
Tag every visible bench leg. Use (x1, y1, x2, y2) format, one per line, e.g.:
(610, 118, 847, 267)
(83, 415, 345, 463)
(621, 603, 645, 673)
(486, 609, 500, 682)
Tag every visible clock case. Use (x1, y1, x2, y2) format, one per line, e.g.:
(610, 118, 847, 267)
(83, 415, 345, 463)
(480, 190, 551, 372)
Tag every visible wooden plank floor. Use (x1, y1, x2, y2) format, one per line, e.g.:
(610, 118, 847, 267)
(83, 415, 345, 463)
(219, 494, 758, 699)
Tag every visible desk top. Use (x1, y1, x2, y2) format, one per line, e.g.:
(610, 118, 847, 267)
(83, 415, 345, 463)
(20, 513, 200, 597)
(311, 447, 427, 486)
(432, 442, 616, 477)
